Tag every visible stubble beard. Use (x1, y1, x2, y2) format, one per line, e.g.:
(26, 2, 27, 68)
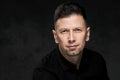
(66, 49, 82, 57)
(59, 46, 83, 57)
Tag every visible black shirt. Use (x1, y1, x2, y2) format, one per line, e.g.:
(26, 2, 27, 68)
(33, 48, 109, 80)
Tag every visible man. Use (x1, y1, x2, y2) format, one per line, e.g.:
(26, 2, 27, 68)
(33, 2, 109, 80)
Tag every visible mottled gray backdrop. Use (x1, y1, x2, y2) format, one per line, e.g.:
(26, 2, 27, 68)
(0, 0, 120, 80)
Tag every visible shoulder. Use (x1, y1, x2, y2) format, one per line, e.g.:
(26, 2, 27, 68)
(32, 48, 59, 80)
(32, 67, 57, 80)
(83, 48, 105, 62)
(82, 48, 107, 69)
(35, 48, 59, 69)
(82, 48, 109, 79)
(83, 48, 108, 72)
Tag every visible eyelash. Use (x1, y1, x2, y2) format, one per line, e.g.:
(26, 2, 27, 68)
(60, 29, 82, 34)
(61, 30, 68, 33)
(74, 29, 81, 32)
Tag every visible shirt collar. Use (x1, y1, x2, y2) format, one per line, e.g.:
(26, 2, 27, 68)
(56, 48, 88, 72)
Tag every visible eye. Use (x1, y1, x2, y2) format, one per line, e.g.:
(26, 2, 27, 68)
(63, 30, 68, 32)
(60, 29, 69, 34)
(74, 28, 82, 32)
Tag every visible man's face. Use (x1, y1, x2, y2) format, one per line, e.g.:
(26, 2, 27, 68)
(53, 14, 90, 56)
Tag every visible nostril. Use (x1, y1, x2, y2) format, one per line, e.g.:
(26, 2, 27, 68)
(68, 40, 75, 44)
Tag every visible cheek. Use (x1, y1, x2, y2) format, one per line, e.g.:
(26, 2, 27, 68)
(57, 35, 67, 44)
(76, 33, 87, 42)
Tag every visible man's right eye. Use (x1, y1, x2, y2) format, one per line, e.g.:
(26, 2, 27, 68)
(60, 30, 69, 33)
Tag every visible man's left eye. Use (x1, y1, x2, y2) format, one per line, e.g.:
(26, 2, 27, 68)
(74, 29, 81, 32)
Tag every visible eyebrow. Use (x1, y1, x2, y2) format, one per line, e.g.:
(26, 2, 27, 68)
(61, 27, 82, 29)
(58, 28, 68, 31)
(58, 27, 83, 31)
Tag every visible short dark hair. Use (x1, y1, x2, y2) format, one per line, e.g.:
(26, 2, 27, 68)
(54, 2, 87, 27)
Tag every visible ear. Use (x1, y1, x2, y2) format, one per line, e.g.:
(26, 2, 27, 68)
(52, 30, 59, 44)
(86, 27, 90, 41)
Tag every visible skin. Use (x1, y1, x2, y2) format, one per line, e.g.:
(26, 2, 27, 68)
(53, 14, 90, 67)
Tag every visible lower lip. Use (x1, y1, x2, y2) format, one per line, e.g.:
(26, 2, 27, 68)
(67, 45, 78, 50)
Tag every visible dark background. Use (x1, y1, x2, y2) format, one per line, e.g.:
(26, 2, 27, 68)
(0, 0, 120, 80)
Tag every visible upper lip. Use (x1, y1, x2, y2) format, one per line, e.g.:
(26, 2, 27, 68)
(67, 45, 78, 47)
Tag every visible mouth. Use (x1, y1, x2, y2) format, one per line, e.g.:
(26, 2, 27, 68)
(67, 45, 78, 50)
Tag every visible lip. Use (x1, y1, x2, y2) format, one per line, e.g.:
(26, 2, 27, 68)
(67, 45, 78, 50)
(67, 44, 78, 47)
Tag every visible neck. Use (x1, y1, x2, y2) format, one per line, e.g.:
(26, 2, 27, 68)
(60, 51, 83, 69)
(66, 55, 81, 65)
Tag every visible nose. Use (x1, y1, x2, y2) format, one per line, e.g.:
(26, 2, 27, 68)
(68, 31, 75, 43)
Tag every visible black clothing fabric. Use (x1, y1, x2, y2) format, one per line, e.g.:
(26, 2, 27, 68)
(33, 48, 109, 80)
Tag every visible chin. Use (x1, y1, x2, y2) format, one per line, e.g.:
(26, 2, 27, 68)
(66, 51, 80, 56)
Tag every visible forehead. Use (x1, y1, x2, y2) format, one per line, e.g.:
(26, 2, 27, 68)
(55, 14, 86, 29)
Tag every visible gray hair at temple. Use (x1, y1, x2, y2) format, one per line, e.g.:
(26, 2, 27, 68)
(54, 1, 88, 29)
